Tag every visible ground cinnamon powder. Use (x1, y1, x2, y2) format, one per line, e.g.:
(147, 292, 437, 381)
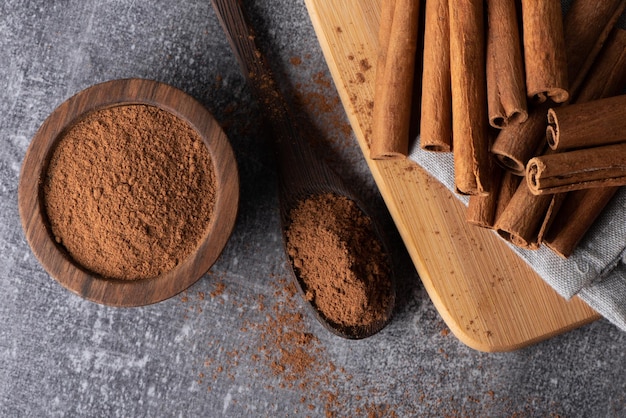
(43, 104, 216, 280)
(285, 192, 392, 328)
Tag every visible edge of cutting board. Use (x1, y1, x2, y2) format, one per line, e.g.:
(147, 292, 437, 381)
(304, 0, 600, 351)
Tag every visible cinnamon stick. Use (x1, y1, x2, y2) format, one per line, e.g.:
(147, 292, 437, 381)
(467, 166, 520, 229)
(494, 177, 555, 250)
(547, 94, 626, 151)
(575, 28, 626, 104)
(371, 0, 395, 152)
(496, 27, 626, 251)
(544, 187, 619, 257)
(467, 193, 497, 229)
(490, 102, 550, 175)
(493, 170, 523, 224)
(527, 142, 626, 195)
(466, 155, 499, 228)
(491, 0, 625, 173)
(564, 0, 626, 100)
(537, 36, 626, 191)
(520, 0, 569, 103)
(543, 28, 626, 257)
(485, 0, 527, 128)
(448, 0, 490, 195)
(370, 0, 420, 160)
(420, 0, 452, 152)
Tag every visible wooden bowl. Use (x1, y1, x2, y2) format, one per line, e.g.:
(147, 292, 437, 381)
(18, 78, 239, 306)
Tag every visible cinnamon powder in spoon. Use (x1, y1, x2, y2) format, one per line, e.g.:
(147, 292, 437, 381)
(286, 193, 392, 328)
(43, 104, 216, 281)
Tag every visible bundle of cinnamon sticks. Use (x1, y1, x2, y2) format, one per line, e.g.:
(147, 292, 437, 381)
(371, 0, 626, 257)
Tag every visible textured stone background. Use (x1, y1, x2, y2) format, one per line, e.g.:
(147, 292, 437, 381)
(1, 0, 624, 416)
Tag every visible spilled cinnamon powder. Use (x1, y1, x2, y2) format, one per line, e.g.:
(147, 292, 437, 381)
(285, 192, 392, 328)
(43, 104, 216, 280)
(194, 275, 403, 416)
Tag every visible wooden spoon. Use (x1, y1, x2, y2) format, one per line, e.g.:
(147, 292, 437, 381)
(210, 0, 395, 338)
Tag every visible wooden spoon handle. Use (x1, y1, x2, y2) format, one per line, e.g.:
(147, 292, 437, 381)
(210, 0, 342, 199)
(210, 0, 290, 129)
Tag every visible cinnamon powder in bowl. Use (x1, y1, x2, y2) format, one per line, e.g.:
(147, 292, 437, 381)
(18, 79, 239, 306)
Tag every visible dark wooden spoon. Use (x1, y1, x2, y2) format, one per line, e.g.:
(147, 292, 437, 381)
(210, 0, 395, 339)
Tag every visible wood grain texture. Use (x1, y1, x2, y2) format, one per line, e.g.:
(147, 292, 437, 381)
(304, 0, 599, 351)
(18, 78, 239, 307)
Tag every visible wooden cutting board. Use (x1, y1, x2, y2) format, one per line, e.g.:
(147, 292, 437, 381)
(304, 0, 599, 351)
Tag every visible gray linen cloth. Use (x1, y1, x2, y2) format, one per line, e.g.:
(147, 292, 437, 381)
(408, 149, 626, 332)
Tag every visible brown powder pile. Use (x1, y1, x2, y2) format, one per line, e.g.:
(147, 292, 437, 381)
(285, 192, 392, 328)
(43, 104, 216, 280)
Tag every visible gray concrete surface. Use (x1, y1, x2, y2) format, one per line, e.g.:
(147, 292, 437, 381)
(1, 0, 624, 416)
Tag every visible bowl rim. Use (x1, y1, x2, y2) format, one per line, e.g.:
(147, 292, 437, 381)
(18, 78, 239, 307)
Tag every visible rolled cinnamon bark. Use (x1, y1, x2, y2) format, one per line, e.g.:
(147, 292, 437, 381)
(547, 94, 626, 151)
(575, 28, 626, 104)
(449, 0, 491, 195)
(543, 28, 626, 257)
(468, 167, 520, 229)
(371, 0, 395, 150)
(490, 103, 550, 175)
(491, 1, 626, 173)
(527, 142, 626, 195)
(544, 187, 619, 258)
(494, 142, 570, 250)
(485, 0, 527, 128)
(520, 0, 569, 103)
(564, 0, 626, 99)
(370, 0, 421, 160)
(467, 156, 499, 228)
(494, 170, 523, 223)
(497, 28, 626, 251)
(494, 178, 555, 250)
(467, 194, 496, 229)
(420, 0, 452, 152)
